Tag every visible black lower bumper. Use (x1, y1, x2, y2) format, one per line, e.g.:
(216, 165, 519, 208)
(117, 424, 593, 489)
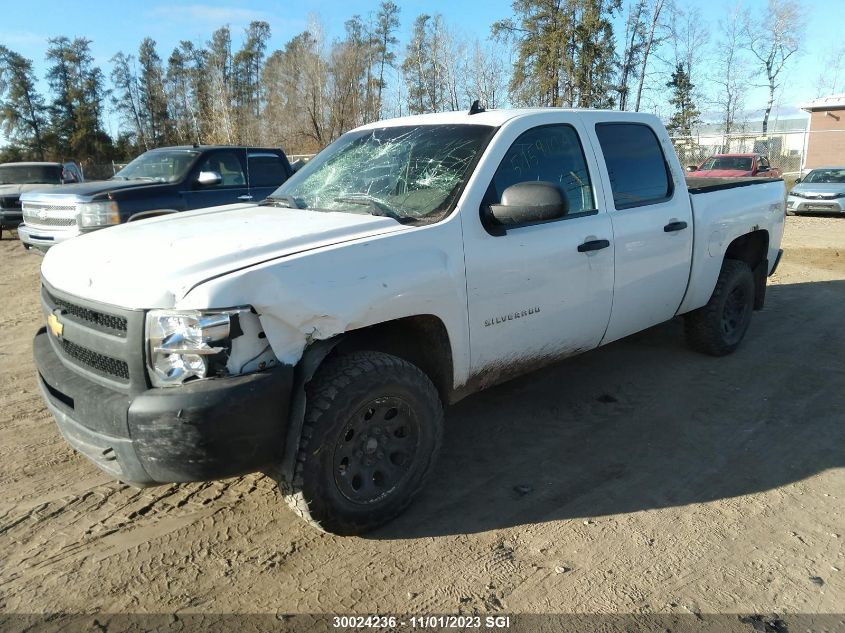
(769, 249, 783, 277)
(0, 209, 22, 228)
(34, 328, 294, 486)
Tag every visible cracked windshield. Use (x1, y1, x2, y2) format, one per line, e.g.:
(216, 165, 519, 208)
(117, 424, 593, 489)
(268, 124, 494, 224)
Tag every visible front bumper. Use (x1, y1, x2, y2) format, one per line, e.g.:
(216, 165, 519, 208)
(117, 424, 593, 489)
(18, 223, 81, 252)
(0, 208, 22, 228)
(34, 327, 294, 486)
(786, 196, 845, 214)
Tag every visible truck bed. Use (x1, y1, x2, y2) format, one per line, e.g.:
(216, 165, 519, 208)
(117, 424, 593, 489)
(677, 176, 786, 316)
(686, 176, 783, 194)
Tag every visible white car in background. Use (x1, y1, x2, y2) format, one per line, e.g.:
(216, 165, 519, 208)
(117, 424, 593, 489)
(787, 167, 845, 215)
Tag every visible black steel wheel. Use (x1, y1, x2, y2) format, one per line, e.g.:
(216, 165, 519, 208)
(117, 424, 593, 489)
(333, 396, 422, 505)
(685, 259, 755, 356)
(279, 351, 443, 535)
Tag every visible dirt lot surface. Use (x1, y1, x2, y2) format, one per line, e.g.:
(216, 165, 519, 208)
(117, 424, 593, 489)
(1, 217, 843, 617)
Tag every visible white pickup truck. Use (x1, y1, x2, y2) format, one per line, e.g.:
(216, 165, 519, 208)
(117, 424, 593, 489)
(33, 108, 785, 535)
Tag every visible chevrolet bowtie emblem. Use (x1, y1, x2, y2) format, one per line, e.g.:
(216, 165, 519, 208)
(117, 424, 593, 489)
(47, 312, 63, 338)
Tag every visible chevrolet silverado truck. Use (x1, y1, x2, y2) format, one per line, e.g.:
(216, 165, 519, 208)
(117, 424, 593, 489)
(33, 108, 785, 535)
(688, 153, 782, 178)
(0, 161, 83, 239)
(19, 145, 292, 252)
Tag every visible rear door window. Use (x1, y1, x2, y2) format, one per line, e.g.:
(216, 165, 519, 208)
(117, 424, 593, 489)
(594, 123, 673, 209)
(248, 153, 289, 188)
(196, 150, 247, 187)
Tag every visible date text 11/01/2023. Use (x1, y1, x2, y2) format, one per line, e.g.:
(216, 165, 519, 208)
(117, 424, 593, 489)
(332, 615, 512, 629)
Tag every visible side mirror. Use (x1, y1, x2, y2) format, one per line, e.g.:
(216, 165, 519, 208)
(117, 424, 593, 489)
(794, 177, 801, 184)
(290, 159, 306, 173)
(686, 165, 698, 172)
(487, 181, 569, 227)
(196, 170, 222, 186)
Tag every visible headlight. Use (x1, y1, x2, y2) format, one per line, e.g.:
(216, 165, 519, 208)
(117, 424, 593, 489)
(78, 200, 120, 228)
(146, 308, 277, 387)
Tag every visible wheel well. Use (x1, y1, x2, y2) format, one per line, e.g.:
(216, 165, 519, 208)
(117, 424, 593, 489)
(331, 315, 454, 404)
(724, 229, 769, 310)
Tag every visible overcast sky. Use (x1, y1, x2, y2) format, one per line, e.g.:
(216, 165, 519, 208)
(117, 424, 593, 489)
(1, 0, 842, 136)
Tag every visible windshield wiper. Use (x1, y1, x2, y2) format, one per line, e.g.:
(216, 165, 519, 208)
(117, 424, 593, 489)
(262, 194, 304, 209)
(333, 194, 413, 223)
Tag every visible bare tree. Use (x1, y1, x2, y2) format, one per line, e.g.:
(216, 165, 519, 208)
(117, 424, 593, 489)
(714, 2, 749, 141)
(618, 0, 646, 110)
(110, 52, 147, 149)
(743, 0, 803, 134)
(813, 44, 845, 98)
(466, 39, 507, 109)
(633, 0, 666, 112)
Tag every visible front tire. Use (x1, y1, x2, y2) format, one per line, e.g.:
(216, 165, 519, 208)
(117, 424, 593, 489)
(279, 351, 443, 535)
(684, 259, 755, 356)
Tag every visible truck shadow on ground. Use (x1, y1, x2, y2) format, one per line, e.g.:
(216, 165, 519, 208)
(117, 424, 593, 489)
(370, 279, 845, 539)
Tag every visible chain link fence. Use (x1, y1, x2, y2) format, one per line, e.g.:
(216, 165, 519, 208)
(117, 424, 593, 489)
(670, 130, 808, 176)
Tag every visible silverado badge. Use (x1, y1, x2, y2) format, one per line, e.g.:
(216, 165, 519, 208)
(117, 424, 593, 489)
(47, 312, 63, 338)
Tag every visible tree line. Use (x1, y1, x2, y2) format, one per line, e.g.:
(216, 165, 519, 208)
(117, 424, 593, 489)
(0, 0, 806, 170)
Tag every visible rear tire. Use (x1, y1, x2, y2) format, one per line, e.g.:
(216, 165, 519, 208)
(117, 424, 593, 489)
(684, 259, 755, 356)
(278, 351, 443, 535)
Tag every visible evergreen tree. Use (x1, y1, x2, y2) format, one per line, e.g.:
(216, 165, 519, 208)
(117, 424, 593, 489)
(372, 2, 400, 119)
(402, 14, 450, 114)
(45, 36, 110, 161)
(0, 46, 48, 159)
(234, 20, 271, 141)
(493, 0, 619, 108)
(665, 63, 699, 137)
(138, 38, 171, 146)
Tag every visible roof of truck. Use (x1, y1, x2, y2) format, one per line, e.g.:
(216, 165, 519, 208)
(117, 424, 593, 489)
(0, 161, 64, 167)
(146, 145, 283, 152)
(358, 107, 660, 130)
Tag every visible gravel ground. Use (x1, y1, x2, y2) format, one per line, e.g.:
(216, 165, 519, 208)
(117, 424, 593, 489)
(0, 216, 842, 617)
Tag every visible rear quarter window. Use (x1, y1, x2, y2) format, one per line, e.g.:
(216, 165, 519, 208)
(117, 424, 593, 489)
(595, 123, 673, 209)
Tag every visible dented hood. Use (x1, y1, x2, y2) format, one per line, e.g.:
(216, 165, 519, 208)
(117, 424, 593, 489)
(41, 203, 409, 308)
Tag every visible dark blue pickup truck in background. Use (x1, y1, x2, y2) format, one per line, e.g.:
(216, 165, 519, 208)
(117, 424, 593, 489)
(19, 145, 292, 252)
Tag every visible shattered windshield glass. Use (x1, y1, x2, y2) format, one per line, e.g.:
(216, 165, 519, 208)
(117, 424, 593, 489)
(267, 124, 495, 224)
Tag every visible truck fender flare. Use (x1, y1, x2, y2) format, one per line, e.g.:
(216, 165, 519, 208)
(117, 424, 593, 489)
(275, 336, 344, 488)
(126, 209, 179, 222)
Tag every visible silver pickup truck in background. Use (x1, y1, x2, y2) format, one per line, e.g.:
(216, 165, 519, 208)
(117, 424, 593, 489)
(0, 162, 83, 239)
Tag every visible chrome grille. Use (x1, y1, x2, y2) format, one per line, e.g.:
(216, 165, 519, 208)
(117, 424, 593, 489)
(22, 201, 77, 229)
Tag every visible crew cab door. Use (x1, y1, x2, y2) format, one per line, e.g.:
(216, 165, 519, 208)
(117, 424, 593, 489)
(589, 120, 693, 344)
(246, 151, 292, 202)
(460, 117, 614, 388)
(183, 149, 250, 209)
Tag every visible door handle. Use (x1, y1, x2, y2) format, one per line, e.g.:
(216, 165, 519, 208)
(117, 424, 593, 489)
(664, 221, 688, 232)
(577, 239, 611, 253)
(237, 195, 254, 201)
